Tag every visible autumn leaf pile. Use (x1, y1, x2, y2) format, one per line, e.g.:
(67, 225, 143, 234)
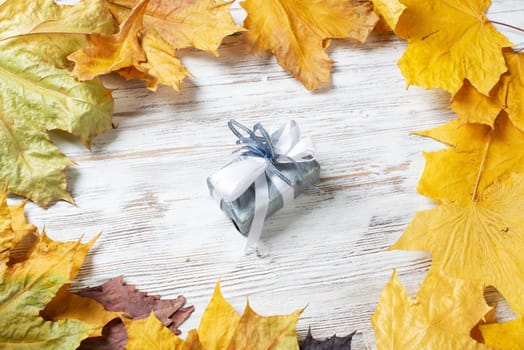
(0, 189, 195, 348)
(121, 281, 355, 349)
(370, 0, 524, 349)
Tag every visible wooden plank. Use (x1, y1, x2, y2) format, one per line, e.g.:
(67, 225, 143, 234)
(17, 2, 524, 348)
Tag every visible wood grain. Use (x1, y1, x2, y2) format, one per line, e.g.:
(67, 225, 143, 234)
(18, 2, 524, 348)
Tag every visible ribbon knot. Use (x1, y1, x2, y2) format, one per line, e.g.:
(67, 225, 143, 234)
(228, 120, 292, 187)
(209, 120, 316, 250)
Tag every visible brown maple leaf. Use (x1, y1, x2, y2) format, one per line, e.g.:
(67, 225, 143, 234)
(77, 276, 194, 333)
(76, 275, 194, 349)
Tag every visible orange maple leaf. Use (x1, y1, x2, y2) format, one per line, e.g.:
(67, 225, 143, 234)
(69, 0, 148, 81)
(241, 0, 378, 90)
(69, 0, 240, 91)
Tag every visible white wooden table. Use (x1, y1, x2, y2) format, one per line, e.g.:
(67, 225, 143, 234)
(20, 2, 524, 348)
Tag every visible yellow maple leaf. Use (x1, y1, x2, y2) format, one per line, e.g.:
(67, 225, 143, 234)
(0, 194, 11, 266)
(8, 201, 37, 246)
(470, 307, 497, 343)
(227, 303, 303, 350)
(124, 311, 184, 350)
(480, 317, 524, 349)
(0, 188, 131, 348)
(416, 114, 524, 206)
(123, 319, 207, 350)
(371, 0, 405, 33)
(392, 172, 524, 315)
(198, 281, 240, 350)
(396, 0, 512, 95)
(451, 50, 524, 129)
(0, 213, 99, 348)
(241, 0, 378, 90)
(372, 269, 491, 349)
(183, 330, 205, 350)
(0, 190, 36, 266)
(69, 0, 148, 81)
(113, 30, 191, 91)
(42, 286, 121, 337)
(133, 31, 191, 91)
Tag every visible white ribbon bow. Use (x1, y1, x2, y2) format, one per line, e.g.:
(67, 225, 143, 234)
(209, 120, 315, 250)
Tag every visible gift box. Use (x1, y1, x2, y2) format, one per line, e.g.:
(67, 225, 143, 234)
(207, 120, 320, 245)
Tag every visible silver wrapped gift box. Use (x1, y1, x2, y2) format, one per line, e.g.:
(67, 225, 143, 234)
(208, 158, 320, 235)
(207, 120, 320, 237)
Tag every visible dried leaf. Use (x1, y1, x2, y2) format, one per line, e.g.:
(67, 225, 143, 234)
(416, 114, 524, 206)
(0, 0, 115, 206)
(372, 270, 491, 349)
(371, 0, 405, 32)
(470, 307, 497, 343)
(71, 0, 240, 90)
(135, 31, 191, 91)
(451, 50, 524, 129)
(0, 191, 12, 268)
(392, 173, 524, 315)
(480, 318, 524, 349)
(0, 0, 116, 40)
(69, 0, 148, 81)
(396, 0, 512, 95)
(6, 202, 36, 249)
(124, 312, 184, 350)
(111, 30, 191, 91)
(74, 276, 192, 349)
(107, 0, 241, 53)
(77, 275, 193, 333)
(0, 190, 36, 267)
(42, 286, 121, 337)
(0, 204, 98, 349)
(182, 330, 205, 350)
(241, 0, 378, 90)
(300, 329, 355, 350)
(194, 281, 302, 349)
(77, 318, 129, 350)
(198, 281, 240, 350)
(227, 303, 303, 350)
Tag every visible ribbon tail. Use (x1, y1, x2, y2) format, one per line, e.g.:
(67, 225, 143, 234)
(245, 174, 270, 251)
(270, 173, 294, 207)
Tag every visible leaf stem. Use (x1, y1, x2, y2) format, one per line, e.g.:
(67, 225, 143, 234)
(488, 20, 524, 33)
(472, 130, 493, 202)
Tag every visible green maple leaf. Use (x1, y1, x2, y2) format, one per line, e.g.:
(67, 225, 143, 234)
(0, 0, 116, 206)
(0, 191, 97, 349)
